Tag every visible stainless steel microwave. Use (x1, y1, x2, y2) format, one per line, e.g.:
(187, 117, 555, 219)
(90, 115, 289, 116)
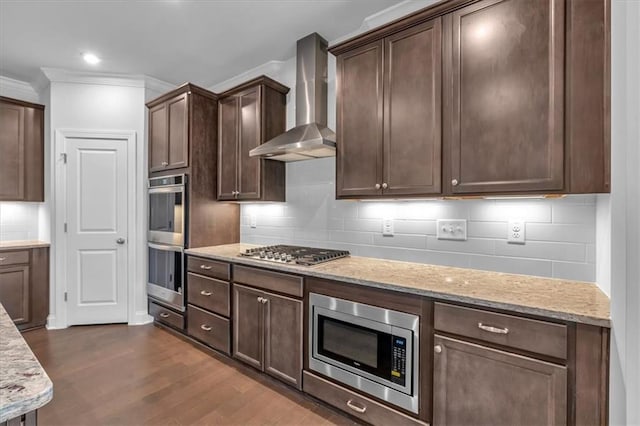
(148, 174, 186, 246)
(309, 293, 420, 413)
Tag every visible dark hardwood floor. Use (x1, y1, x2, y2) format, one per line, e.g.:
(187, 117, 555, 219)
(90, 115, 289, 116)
(22, 324, 357, 426)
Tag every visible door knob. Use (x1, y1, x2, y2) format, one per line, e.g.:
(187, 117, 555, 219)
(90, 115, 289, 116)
(116, 238, 126, 245)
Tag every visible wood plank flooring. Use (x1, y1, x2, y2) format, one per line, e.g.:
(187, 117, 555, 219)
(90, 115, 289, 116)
(22, 324, 358, 426)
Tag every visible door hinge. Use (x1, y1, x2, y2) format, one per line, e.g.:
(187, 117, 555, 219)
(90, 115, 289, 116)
(64, 292, 68, 302)
(64, 223, 67, 233)
(61, 153, 67, 164)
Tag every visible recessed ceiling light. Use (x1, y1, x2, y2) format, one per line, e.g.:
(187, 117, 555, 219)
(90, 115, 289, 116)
(83, 53, 101, 65)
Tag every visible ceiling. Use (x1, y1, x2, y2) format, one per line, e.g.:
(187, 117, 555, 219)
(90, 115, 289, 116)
(0, 0, 403, 88)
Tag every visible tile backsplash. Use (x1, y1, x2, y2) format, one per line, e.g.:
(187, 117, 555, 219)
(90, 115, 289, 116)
(0, 203, 41, 241)
(240, 158, 596, 282)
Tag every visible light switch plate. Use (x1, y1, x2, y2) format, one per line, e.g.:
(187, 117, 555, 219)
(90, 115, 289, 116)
(508, 220, 525, 244)
(250, 213, 257, 228)
(382, 218, 394, 236)
(437, 219, 467, 241)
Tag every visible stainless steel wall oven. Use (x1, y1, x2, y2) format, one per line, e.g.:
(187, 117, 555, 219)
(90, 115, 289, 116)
(148, 174, 186, 246)
(309, 293, 420, 413)
(147, 243, 184, 311)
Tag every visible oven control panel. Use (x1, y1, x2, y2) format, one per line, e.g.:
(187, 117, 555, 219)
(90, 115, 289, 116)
(390, 336, 407, 386)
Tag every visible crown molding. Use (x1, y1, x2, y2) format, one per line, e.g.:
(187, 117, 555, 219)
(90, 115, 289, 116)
(39, 67, 175, 93)
(0, 75, 40, 103)
(209, 60, 286, 93)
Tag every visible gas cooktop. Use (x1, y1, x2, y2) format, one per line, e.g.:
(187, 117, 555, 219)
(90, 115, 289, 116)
(239, 245, 350, 266)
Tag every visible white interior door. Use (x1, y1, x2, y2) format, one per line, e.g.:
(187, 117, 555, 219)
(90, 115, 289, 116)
(65, 136, 129, 325)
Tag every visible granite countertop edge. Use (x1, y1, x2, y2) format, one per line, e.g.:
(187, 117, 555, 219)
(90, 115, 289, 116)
(0, 240, 51, 250)
(0, 384, 53, 423)
(185, 246, 611, 329)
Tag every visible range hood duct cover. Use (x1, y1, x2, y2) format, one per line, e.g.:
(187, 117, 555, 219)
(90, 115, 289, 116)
(250, 33, 336, 162)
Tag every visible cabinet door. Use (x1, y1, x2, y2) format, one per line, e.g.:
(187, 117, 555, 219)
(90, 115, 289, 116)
(449, 0, 564, 194)
(0, 102, 25, 200)
(232, 284, 263, 369)
(149, 102, 168, 172)
(336, 41, 384, 198)
(218, 96, 239, 200)
(237, 87, 261, 200)
(383, 18, 442, 196)
(263, 292, 303, 389)
(0, 266, 30, 325)
(433, 335, 567, 426)
(167, 93, 189, 170)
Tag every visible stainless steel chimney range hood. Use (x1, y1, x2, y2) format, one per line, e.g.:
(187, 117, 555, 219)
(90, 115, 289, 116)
(250, 33, 336, 162)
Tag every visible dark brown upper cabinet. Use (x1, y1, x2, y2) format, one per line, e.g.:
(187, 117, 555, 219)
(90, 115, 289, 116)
(217, 76, 289, 202)
(335, 18, 442, 199)
(146, 83, 240, 248)
(330, 0, 610, 197)
(0, 97, 44, 202)
(447, 0, 565, 194)
(148, 91, 189, 172)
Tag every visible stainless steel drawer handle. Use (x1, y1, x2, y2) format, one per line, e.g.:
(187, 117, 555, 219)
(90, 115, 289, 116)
(346, 399, 367, 414)
(0, 257, 6, 261)
(159, 312, 170, 318)
(200, 290, 213, 296)
(200, 324, 212, 332)
(478, 322, 509, 335)
(200, 265, 212, 270)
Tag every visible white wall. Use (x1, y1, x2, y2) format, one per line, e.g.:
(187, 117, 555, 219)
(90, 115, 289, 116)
(601, 1, 640, 424)
(46, 79, 149, 328)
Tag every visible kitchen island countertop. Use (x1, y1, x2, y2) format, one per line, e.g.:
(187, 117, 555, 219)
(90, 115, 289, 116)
(0, 304, 52, 422)
(186, 243, 611, 328)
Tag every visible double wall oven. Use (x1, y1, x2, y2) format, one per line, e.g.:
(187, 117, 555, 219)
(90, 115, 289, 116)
(309, 293, 420, 413)
(147, 175, 186, 311)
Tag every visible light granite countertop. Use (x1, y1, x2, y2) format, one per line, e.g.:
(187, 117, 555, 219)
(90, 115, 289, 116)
(186, 243, 611, 328)
(0, 241, 50, 250)
(0, 304, 52, 422)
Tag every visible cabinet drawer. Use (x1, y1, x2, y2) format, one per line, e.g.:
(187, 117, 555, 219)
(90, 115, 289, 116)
(234, 265, 303, 298)
(434, 302, 567, 359)
(188, 305, 230, 354)
(187, 256, 230, 281)
(187, 273, 230, 317)
(149, 301, 184, 330)
(0, 250, 30, 266)
(303, 371, 426, 426)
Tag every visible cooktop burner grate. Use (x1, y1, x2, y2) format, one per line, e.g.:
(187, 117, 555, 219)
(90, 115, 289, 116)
(239, 245, 350, 266)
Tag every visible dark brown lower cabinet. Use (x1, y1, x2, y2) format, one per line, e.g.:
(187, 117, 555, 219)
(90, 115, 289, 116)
(433, 334, 567, 426)
(0, 247, 49, 331)
(233, 283, 303, 389)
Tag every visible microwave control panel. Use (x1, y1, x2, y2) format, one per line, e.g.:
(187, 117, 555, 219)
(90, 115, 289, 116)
(390, 336, 407, 386)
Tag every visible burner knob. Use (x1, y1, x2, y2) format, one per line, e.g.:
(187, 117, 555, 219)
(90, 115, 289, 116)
(274, 253, 281, 260)
(259, 251, 266, 258)
(266, 252, 273, 259)
(286, 254, 294, 262)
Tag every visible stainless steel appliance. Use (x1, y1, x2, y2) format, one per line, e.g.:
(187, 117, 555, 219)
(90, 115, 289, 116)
(147, 243, 184, 311)
(309, 293, 420, 413)
(240, 245, 350, 266)
(148, 174, 186, 246)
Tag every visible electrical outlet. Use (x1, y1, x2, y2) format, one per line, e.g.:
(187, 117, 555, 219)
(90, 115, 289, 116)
(382, 218, 394, 236)
(250, 213, 257, 228)
(437, 219, 467, 241)
(508, 220, 525, 244)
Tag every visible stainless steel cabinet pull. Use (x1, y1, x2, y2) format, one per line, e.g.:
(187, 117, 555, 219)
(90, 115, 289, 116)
(375, 183, 381, 190)
(346, 400, 367, 414)
(161, 161, 169, 167)
(200, 265, 212, 270)
(478, 322, 509, 335)
(200, 290, 212, 296)
(451, 179, 459, 186)
(0, 257, 6, 261)
(159, 312, 170, 318)
(261, 297, 268, 304)
(200, 324, 212, 332)
(382, 182, 388, 189)
(257, 296, 264, 303)
(434, 345, 442, 353)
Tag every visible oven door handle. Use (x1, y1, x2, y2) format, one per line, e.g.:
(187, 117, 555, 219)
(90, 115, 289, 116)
(148, 185, 185, 194)
(148, 242, 183, 253)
